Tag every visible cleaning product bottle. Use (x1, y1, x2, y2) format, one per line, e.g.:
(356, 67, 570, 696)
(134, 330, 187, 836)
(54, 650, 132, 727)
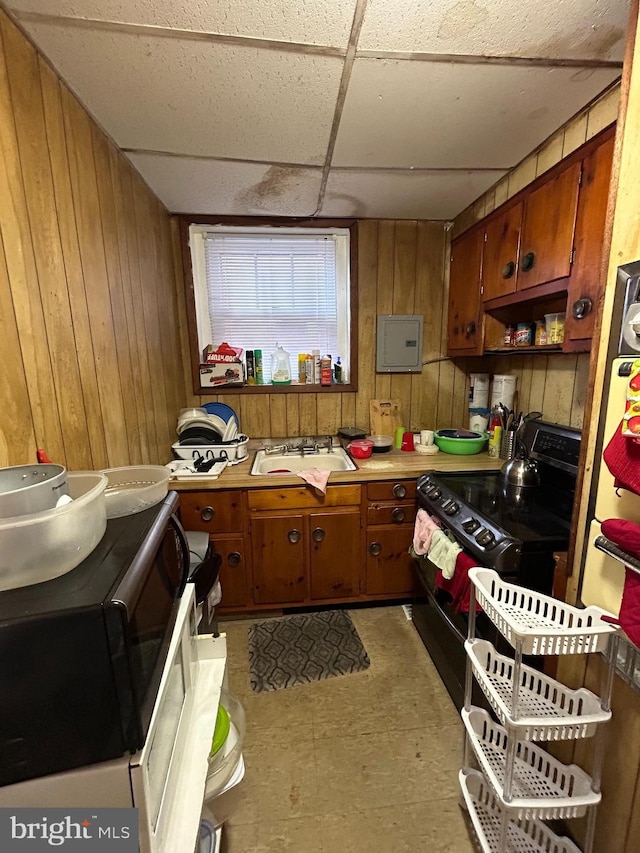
(254, 350, 263, 385)
(298, 354, 307, 384)
(321, 355, 332, 386)
(305, 354, 314, 385)
(271, 343, 291, 385)
(334, 356, 342, 384)
(312, 349, 321, 384)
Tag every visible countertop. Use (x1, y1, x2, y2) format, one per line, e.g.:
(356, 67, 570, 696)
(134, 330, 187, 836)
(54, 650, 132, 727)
(169, 448, 500, 491)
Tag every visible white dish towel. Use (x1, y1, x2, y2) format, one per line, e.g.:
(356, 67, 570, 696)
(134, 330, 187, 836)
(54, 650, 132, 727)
(427, 529, 462, 580)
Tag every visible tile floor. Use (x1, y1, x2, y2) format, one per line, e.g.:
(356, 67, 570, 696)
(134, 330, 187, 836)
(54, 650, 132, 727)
(207, 606, 475, 853)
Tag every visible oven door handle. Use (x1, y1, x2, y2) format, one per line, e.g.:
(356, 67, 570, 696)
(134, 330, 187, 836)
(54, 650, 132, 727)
(423, 580, 466, 644)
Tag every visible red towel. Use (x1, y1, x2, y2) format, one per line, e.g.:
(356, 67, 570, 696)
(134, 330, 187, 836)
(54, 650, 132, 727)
(603, 419, 640, 496)
(600, 518, 640, 647)
(435, 551, 482, 613)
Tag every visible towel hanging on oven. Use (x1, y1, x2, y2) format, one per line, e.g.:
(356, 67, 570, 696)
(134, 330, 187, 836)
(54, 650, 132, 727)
(427, 529, 462, 580)
(435, 551, 482, 614)
(412, 508, 442, 556)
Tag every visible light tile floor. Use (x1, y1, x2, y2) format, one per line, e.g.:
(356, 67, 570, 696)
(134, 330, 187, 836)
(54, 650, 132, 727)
(209, 606, 475, 853)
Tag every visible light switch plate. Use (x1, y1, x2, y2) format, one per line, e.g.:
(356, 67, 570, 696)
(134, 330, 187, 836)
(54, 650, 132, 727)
(376, 315, 423, 373)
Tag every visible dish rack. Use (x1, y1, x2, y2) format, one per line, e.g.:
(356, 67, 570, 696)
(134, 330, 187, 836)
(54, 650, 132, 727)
(460, 568, 619, 853)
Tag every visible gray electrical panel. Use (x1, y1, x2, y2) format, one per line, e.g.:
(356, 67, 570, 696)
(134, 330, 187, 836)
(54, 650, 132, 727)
(376, 315, 423, 373)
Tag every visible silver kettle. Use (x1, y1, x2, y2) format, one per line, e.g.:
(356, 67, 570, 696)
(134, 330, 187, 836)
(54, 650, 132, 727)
(500, 435, 540, 506)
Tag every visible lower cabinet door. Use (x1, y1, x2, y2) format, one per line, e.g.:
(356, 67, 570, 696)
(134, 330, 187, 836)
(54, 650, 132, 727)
(309, 510, 361, 600)
(212, 536, 249, 610)
(251, 513, 307, 604)
(366, 525, 415, 596)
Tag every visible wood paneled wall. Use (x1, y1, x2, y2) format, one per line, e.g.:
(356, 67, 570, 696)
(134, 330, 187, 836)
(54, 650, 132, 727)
(0, 10, 187, 469)
(184, 220, 472, 438)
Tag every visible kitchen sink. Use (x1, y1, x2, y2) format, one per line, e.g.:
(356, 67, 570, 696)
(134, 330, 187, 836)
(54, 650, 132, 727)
(250, 447, 357, 475)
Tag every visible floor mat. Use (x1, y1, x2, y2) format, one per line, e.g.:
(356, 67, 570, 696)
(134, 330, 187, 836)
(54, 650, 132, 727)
(248, 610, 370, 693)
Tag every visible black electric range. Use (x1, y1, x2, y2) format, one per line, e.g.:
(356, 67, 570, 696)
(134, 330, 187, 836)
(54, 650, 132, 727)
(412, 420, 581, 710)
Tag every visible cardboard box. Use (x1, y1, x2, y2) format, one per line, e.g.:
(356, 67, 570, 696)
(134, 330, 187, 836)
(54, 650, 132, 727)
(199, 362, 243, 388)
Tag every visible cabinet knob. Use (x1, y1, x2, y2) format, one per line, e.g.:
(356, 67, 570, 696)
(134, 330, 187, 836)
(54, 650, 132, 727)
(502, 261, 516, 279)
(288, 529, 301, 544)
(572, 297, 593, 320)
(200, 506, 215, 522)
(227, 552, 242, 567)
(392, 483, 406, 499)
(465, 321, 476, 337)
(521, 251, 536, 272)
(312, 527, 326, 543)
(392, 507, 406, 523)
(369, 542, 382, 557)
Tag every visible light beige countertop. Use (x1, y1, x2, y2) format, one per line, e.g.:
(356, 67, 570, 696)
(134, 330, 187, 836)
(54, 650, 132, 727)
(169, 448, 499, 491)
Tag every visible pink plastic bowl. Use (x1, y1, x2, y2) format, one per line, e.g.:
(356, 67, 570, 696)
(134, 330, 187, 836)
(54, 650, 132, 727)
(348, 439, 374, 459)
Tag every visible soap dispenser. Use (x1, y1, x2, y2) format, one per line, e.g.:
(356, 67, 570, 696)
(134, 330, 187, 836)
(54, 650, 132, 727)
(271, 343, 292, 385)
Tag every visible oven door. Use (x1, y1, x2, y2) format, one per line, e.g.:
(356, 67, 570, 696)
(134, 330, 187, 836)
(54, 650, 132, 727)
(131, 584, 228, 853)
(412, 556, 499, 712)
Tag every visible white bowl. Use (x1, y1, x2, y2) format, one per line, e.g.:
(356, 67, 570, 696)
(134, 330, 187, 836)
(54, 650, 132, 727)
(0, 472, 107, 591)
(178, 407, 207, 420)
(176, 415, 226, 436)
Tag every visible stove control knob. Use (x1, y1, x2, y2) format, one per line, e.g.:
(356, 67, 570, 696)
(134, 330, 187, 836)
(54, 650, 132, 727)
(428, 488, 442, 500)
(476, 529, 496, 548)
(444, 501, 459, 516)
(462, 518, 480, 533)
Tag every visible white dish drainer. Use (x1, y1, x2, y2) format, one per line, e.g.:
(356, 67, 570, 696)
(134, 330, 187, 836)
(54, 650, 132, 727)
(460, 567, 619, 853)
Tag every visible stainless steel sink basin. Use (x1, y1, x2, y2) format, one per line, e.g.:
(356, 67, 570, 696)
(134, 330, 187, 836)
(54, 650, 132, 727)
(250, 447, 357, 475)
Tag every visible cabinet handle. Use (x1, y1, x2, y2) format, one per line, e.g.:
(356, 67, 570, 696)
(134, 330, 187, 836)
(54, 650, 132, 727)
(392, 483, 407, 499)
(392, 508, 406, 523)
(288, 529, 301, 544)
(200, 506, 215, 522)
(465, 321, 476, 337)
(502, 261, 516, 279)
(312, 527, 325, 543)
(227, 552, 242, 567)
(521, 251, 536, 272)
(572, 297, 593, 320)
(369, 542, 382, 556)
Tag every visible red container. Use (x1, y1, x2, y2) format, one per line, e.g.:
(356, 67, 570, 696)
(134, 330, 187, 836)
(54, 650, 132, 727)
(348, 439, 374, 459)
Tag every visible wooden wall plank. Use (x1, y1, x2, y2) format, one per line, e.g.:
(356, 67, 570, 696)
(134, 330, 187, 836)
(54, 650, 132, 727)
(170, 218, 199, 408)
(0, 22, 65, 464)
(3, 21, 91, 469)
(269, 393, 287, 438)
(389, 220, 417, 407)
(375, 221, 395, 400)
(355, 220, 378, 432)
(38, 58, 108, 469)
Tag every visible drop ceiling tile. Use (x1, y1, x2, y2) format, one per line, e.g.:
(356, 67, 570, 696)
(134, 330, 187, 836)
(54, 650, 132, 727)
(20, 21, 343, 163)
(333, 59, 620, 169)
(321, 169, 505, 220)
(10, 0, 356, 47)
(127, 153, 322, 215)
(359, 0, 628, 61)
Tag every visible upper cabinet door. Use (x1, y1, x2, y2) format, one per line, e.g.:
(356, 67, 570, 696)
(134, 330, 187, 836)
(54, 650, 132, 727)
(564, 134, 615, 349)
(482, 202, 523, 302)
(447, 228, 483, 353)
(518, 161, 581, 291)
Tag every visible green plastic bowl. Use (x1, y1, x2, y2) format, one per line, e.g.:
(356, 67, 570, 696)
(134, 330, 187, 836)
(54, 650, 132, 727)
(210, 704, 231, 758)
(434, 430, 488, 455)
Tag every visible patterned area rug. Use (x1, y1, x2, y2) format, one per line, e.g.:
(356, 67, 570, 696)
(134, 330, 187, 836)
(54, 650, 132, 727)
(248, 610, 370, 693)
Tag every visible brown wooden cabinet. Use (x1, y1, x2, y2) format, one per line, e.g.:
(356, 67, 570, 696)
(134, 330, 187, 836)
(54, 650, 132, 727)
(448, 126, 615, 356)
(482, 202, 522, 302)
(179, 489, 250, 612)
(248, 485, 362, 607)
(447, 227, 483, 354)
(365, 480, 416, 597)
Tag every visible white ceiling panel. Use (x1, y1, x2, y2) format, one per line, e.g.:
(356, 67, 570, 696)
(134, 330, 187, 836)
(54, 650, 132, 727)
(20, 21, 343, 163)
(321, 168, 506, 219)
(127, 153, 323, 215)
(333, 59, 620, 169)
(8, 0, 356, 47)
(359, 0, 628, 60)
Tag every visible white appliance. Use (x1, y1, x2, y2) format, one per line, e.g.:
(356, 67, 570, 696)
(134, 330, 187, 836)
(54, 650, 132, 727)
(0, 585, 229, 853)
(579, 261, 640, 617)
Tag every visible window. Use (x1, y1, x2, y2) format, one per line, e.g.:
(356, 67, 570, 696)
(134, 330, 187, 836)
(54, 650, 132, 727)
(189, 225, 351, 385)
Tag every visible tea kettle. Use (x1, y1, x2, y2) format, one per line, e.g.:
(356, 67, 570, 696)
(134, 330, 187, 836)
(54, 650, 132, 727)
(500, 426, 540, 505)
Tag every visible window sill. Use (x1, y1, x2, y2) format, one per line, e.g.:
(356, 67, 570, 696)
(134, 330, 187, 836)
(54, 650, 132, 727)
(197, 383, 357, 395)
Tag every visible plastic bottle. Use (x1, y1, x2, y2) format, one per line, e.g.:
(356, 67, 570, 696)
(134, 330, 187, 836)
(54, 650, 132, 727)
(321, 355, 332, 386)
(271, 344, 291, 385)
(305, 354, 314, 385)
(298, 354, 307, 384)
(246, 350, 255, 385)
(312, 349, 321, 384)
(254, 350, 263, 385)
(334, 356, 342, 384)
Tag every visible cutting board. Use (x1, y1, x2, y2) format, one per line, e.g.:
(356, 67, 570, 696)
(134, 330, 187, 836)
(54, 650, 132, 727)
(369, 399, 403, 437)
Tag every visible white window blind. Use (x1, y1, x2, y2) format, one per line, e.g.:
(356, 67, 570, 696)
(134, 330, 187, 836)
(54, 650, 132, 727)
(190, 226, 350, 384)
